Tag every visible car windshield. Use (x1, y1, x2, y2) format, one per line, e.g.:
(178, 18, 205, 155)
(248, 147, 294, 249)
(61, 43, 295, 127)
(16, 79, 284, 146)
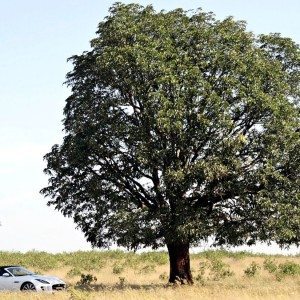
(6, 267, 35, 276)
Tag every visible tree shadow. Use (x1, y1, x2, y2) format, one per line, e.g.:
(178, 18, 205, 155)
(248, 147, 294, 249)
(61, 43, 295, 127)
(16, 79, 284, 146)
(75, 282, 168, 292)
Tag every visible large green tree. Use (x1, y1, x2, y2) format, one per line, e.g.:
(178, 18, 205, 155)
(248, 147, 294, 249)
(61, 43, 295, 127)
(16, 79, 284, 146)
(42, 3, 300, 284)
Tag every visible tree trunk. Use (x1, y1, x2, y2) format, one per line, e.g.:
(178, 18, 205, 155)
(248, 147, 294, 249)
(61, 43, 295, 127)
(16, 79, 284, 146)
(167, 242, 193, 284)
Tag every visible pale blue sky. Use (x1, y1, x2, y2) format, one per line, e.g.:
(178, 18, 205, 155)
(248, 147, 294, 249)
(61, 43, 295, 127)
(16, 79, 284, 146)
(0, 0, 299, 253)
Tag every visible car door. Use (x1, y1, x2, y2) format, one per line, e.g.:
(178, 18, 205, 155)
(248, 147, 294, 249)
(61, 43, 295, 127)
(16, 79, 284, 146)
(0, 274, 16, 290)
(0, 272, 21, 291)
(0, 275, 5, 290)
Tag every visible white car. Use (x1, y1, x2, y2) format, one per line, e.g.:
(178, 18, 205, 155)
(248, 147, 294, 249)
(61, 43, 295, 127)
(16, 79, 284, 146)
(0, 266, 66, 292)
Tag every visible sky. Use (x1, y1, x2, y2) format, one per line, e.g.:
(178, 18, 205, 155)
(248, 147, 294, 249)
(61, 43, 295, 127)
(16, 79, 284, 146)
(0, 0, 299, 253)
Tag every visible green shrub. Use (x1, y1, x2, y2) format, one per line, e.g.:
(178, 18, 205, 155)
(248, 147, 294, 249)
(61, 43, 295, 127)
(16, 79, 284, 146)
(64, 251, 106, 271)
(263, 258, 278, 274)
(278, 261, 300, 276)
(244, 262, 260, 277)
(194, 250, 257, 260)
(263, 260, 300, 281)
(208, 258, 234, 281)
(139, 252, 169, 265)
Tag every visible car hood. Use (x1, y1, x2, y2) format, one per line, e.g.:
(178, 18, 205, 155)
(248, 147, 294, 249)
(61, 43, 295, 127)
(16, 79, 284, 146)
(21, 274, 65, 285)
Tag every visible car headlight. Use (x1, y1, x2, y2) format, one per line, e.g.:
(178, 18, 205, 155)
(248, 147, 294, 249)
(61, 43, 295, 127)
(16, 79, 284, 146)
(35, 278, 50, 284)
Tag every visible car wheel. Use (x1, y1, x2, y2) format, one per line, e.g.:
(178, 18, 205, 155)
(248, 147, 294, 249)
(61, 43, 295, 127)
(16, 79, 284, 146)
(20, 282, 36, 291)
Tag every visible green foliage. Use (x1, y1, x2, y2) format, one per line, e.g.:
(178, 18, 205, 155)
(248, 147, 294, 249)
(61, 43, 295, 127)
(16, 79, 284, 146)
(278, 261, 300, 276)
(193, 250, 273, 262)
(195, 258, 234, 282)
(1, 249, 299, 286)
(274, 261, 300, 281)
(0, 251, 60, 271)
(195, 261, 209, 285)
(263, 258, 278, 273)
(197, 250, 260, 261)
(244, 262, 261, 277)
(262, 258, 300, 281)
(0, 250, 168, 273)
(64, 251, 106, 271)
(42, 2, 300, 254)
(139, 252, 169, 265)
(207, 258, 234, 281)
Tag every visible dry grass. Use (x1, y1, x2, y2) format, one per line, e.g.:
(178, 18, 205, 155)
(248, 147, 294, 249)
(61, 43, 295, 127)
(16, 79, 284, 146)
(0, 284, 299, 300)
(0, 251, 299, 299)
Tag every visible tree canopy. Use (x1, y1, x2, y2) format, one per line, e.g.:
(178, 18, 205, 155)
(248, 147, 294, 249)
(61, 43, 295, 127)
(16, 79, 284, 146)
(42, 3, 300, 283)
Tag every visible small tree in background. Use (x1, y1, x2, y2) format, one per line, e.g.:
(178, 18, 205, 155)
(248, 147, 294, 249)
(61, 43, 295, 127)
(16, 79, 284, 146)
(41, 3, 300, 284)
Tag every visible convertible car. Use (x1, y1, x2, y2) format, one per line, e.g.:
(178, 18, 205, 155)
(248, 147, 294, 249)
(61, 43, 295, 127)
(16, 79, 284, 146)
(0, 266, 66, 292)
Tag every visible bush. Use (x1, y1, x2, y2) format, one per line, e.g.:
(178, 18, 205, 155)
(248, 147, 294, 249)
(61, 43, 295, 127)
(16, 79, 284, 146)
(278, 261, 300, 276)
(194, 250, 257, 260)
(263, 258, 278, 274)
(193, 261, 208, 285)
(208, 258, 234, 281)
(244, 262, 260, 277)
(64, 251, 106, 271)
(139, 252, 169, 265)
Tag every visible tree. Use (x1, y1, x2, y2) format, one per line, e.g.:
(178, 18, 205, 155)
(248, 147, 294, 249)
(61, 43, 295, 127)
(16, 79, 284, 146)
(41, 3, 300, 284)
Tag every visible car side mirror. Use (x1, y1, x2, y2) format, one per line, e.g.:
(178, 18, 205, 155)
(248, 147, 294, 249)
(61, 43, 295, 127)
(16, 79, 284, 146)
(2, 273, 10, 277)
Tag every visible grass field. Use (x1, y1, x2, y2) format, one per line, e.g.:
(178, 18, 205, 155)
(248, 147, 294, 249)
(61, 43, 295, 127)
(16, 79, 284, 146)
(0, 250, 299, 299)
